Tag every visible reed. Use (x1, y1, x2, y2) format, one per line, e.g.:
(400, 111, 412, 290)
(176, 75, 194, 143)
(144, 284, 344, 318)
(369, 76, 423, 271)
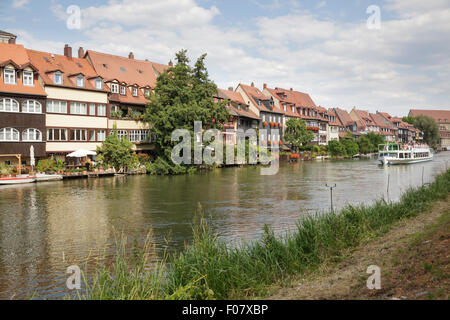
(79, 169, 450, 300)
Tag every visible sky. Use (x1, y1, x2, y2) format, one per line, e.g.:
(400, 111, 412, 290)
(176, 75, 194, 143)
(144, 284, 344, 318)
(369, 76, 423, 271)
(1, 0, 449, 116)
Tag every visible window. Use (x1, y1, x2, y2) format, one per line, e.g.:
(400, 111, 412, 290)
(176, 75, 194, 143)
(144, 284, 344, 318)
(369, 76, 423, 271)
(0, 98, 19, 112)
(97, 104, 106, 116)
(70, 129, 87, 141)
(23, 71, 34, 86)
(120, 86, 126, 95)
(22, 100, 42, 113)
(111, 105, 118, 113)
(129, 130, 149, 142)
(95, 78, 103, 90)
(144, 89, 150, 97)
(70, 102, 87, 115)
(117, 130, 128, 140)
(132, 87, 138, 96)
(76, 76, 84, 87)
(47, 128, 67, 141)
(283, 105, 287, 112)
(47, 100, 67, 113)
(0, 128, 19, 141)
(292, 106, 295, 113)
(22, 128, 42, 141)
(4, 68, 15, 84)
(110, 83, 119, 93)
(89, 104, 96, 116)
(54, 72, 63, 85)
(89, 129, 96, 141)
(97, 130, 106, 142)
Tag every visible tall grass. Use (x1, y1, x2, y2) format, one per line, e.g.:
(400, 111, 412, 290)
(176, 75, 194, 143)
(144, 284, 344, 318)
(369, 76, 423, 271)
(79, 169, 450, 300)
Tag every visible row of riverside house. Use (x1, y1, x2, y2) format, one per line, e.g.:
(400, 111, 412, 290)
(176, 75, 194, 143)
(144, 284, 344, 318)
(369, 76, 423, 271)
(0, 31, 428, 168)
(0, 31, 170, 167)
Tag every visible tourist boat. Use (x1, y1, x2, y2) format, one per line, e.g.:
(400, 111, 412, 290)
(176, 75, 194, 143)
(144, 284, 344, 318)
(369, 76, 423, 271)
(378, 143, 433, 165)
(0, 175, 36, 185)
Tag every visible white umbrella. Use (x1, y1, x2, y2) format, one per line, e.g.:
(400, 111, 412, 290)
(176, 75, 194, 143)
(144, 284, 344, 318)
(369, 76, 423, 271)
(30, 145, 35, 169)
(66, 149, 97, 158)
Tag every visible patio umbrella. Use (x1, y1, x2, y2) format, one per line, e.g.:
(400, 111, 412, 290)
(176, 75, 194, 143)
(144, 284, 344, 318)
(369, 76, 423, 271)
(66, 149, 97, 158)
(30, 145, 35, 171)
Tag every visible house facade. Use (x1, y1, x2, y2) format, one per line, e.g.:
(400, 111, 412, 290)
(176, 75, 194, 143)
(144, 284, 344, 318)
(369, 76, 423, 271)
(0, 43, 47, 167)
(409, 109, 450, 149)
(85, 50, 170, 153)
(27, 45, 109, 160)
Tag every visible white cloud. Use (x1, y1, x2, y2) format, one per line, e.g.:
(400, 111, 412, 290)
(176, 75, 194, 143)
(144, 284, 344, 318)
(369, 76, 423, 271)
(12, 0, 29, 8)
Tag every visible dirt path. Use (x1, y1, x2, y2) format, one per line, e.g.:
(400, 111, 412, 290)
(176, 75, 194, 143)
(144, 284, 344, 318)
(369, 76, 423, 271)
(269, 197, 449, 300)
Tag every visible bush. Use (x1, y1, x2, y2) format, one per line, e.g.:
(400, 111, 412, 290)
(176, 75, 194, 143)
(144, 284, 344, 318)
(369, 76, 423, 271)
(36, 158, 65, 173)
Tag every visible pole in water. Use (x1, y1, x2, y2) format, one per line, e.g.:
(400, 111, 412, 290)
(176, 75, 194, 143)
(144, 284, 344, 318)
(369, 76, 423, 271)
(387, 174, 390, 203)
(422, 166, 424, 185)
(326, 183, 337, 213)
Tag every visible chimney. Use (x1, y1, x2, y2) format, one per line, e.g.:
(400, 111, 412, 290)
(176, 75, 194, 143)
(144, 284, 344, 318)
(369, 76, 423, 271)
(78, 47, 85, 58)
(228, 86, 233, 91)
(128, 52, 134, 59)
(64, 44, 72, 59)
(251, 82, 254, 87)
(168, 60, 173, 67)
(8, 38, 15, 44)
(290, 88, 293, 91)
(263, 83, 267, 89)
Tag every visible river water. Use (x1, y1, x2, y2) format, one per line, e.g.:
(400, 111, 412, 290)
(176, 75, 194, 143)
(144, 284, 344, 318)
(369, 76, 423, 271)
(0, 153, 449, 299)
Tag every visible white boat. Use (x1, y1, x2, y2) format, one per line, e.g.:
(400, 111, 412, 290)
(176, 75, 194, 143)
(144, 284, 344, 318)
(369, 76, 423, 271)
(378, 143, 433, 165)
(35, 173, 63, 182)
(0, 175, 36, 185)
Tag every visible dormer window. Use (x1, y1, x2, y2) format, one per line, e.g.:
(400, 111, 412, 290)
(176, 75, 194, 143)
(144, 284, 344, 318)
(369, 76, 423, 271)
(54, 72, 63, 85)
(132, 87, 138, 97)
(291, 106, 295, 113)
(76, 75, 84, 87)
(95, 78, 103, 90)
(110, 83, 119, 93)
(4, 68, 15, 84)
(144, 89, 150, 97)
(23, 71, 34, 86)
(120, 85, 126, 95)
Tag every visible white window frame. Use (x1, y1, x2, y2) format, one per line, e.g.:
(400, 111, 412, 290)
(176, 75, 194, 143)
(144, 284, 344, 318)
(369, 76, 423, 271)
(0, 98, 19, 112)
(22, 100, 42, 114)
(120, 85, 126, 95)
(95, 78, 103, 90)
(54, 72, 63, 85)
(110, 83, 119, 93)
(97, 104, 106, 116)
(47, 128, 68, 141)
(47, 100, 67, 113)
(70, 129, 87, 141)
(23, 71, 34, 86)
(97, 130, 106, 142)
(0, 127, 19, 141)
(89, 104, 96, 116)
(22, 128, 42, 142)
(76, 76, 84, 87)
(132, 87, 138, 97)
(4, 68, 16, 84)
(70, 102, 87, 115)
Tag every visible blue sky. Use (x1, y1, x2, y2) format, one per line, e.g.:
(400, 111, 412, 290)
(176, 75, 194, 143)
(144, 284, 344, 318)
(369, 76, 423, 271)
(2, 0, 450, 115)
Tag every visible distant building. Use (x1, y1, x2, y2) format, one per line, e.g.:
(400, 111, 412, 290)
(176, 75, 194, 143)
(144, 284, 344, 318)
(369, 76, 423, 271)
(409, 109, 450, 150)
(0, 30, 16, 44)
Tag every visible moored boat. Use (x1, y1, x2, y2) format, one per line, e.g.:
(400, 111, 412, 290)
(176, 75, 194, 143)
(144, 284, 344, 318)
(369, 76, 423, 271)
(0, 175, 36, 185)
(35, 173, 63, 182)
(378, 143, 433, 165)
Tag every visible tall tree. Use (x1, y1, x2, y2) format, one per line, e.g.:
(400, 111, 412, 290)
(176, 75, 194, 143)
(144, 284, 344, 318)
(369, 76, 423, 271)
(96, 126, 135, 172)
(284, 118, 314, 151)
(357, 135, 374, 154)
(144, 50, 229, 174)
(402, 116, 416, 125)
(413, 115, 440, 147)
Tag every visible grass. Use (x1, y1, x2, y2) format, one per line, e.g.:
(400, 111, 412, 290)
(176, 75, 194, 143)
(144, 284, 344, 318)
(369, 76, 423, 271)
(78, 169, 450, 300)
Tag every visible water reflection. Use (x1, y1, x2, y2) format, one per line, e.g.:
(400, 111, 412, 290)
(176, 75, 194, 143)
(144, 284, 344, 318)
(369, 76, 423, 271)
(0, 153, 449, 298)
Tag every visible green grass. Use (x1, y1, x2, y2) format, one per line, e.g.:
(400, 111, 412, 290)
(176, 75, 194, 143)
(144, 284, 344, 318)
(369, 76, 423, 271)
(78, 169, 450, 300)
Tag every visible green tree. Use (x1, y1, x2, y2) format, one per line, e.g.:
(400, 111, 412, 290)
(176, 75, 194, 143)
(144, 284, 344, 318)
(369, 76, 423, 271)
(413, 115, 440, 147)
(357, 135, 374, 154)
(341, 138, 359, 156)
(328, 140, 345, 157)
(402, 116, 416, 125)
(144, 50, 229, 174)
(365, 132, 385, 152)
(284, 118, 314, 151)
(96, 127, 135, 172)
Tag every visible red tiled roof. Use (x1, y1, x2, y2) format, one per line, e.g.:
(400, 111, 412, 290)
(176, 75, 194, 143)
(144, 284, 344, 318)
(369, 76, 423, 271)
(218, 88, 260, 120)
(86, 50, 168, 89)
(239, 83, 284, 114)
(27, 49, 105, 92)
(369, 113, 390, 129)
(0, 43, 46, 96)
(409, 109, 450, 124)
(334, 108, 354, 127)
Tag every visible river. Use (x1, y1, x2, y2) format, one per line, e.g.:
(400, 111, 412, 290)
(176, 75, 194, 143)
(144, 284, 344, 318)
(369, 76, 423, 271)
(0, 153, 449, 299)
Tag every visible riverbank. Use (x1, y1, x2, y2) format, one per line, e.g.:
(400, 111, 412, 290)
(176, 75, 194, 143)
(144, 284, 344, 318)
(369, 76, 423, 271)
(77, 168, 450, 300)
(269, 196, 449, 300)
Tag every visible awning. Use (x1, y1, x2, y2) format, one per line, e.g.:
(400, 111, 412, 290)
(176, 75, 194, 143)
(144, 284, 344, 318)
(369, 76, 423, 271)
(66, 149, 97, 158)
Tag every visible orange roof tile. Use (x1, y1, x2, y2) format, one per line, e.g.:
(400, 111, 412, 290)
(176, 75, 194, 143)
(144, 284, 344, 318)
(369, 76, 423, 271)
(217, 88, 260, 120)
(409, 109, 450, 124)
(239, 83, 284, 114)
